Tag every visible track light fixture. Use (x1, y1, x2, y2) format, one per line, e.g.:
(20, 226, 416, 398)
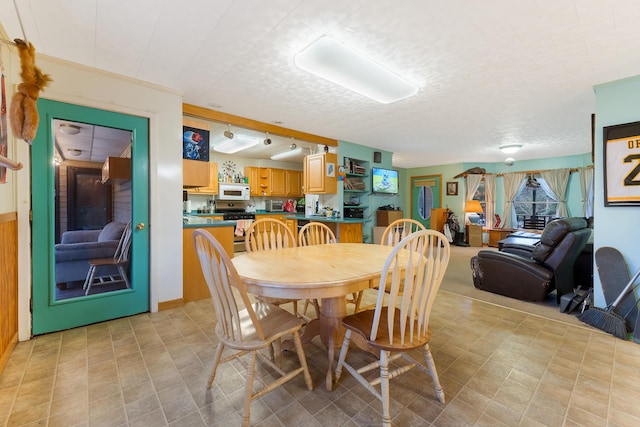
(263, 132, 272, 145)
(289, 143, 297, 150)
(223, 124, 234, 139)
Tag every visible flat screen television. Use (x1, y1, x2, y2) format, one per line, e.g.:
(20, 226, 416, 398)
(371, 167, 399, 195)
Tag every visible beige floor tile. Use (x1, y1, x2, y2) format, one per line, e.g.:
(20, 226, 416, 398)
(6, 249, 640, 426)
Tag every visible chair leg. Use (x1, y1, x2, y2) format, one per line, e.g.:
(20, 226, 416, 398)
(242, 350, 258, 427)
(291, 330, 313, 391)
(352, 291, 363, 313)
(118, 265, 131, 288)
(274, 338, 283, 368)
(207, 343, 225, 389)
(83, 265, 97, 295)
(422, 344, 445, 403)
(380, 350, 392, 427)
(334, 330, 352, 383)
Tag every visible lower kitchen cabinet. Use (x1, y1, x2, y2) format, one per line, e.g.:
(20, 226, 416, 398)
(183, 225, 234, 302)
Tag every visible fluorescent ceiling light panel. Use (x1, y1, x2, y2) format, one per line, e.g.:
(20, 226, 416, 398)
(213, 135, 260, 154)
(270, 147, 309, 161)
(295, 36, 418, 104)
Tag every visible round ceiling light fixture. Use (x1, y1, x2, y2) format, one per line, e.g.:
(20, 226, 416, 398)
(499, 144, 522, 154)
(60, 123, 81, 135)
(67, 148, 82, 156)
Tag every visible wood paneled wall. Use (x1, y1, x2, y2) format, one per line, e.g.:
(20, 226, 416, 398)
(0, 212, 18, 374)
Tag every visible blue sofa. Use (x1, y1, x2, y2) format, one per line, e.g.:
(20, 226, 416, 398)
(55, 221, 126, 286)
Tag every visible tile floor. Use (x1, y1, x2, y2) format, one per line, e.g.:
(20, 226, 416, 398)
(2, 290, 640, 426)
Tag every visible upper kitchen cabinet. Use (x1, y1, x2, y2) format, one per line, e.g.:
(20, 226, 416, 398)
(187, 161, 218, 194)
(182, 160, 218, 194)
(304, 153, 337, 194)
(101, 156, 131, 184)
(286, 170, 303, 197)
(183, 159, 210, 187)
(245, 166, 261, 196)
(263, 168, 286, 196)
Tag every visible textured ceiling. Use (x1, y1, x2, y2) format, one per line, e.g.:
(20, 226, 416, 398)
(2, 0, 640, 168)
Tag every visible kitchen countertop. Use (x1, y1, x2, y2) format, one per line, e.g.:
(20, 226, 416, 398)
(183, 211, 369, 224)
(283, 214, 369, 224)
(182, 216, 236, 228)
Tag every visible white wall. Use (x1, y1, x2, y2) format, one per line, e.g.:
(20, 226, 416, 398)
(593, 75, 640, 307)
(9, 52, 183, 339)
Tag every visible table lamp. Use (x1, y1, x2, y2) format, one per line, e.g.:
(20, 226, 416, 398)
(464, 199, 484, 225)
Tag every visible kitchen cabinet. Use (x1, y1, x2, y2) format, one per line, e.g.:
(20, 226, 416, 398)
(304, 152, 337, 194)
(247, 167, 300, 197)
(316, 221, 363, 243)
(245, 167, 261, 196)
(186, 162, 218, 194)
(183, 159, 210, 187)
(263, 168, 286, 196)
(101, 156, 131, 184)
(286, 170, 303, 197)
(183, 225, 234, 302)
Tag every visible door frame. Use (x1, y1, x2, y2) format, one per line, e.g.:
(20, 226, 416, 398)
(410, 174, 442, 229)
(31, 99, 150, 335)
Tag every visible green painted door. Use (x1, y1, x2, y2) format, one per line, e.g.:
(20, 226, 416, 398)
(411, 175, 442, 229)
(32, 99, 149, 335)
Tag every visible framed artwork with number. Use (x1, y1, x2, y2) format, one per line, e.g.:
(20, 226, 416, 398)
(603, 121, 640, 206)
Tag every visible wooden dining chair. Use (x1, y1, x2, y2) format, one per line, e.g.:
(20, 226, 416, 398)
(193, 229, 313, 427)
(359, 218, 428, 310)
(334, 230, 450, 426)
(298, 222, 363, 314)
(298, 221, 336, 246)
(244, 218, 302, 318)
(83, 221, 132, 296)
(380, 218, 426, 246)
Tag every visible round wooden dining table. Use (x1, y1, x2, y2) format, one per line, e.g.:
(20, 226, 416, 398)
(231, 243, 396, 390)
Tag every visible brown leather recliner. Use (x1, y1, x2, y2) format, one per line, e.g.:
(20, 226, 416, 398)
(470, 218, 591, 302)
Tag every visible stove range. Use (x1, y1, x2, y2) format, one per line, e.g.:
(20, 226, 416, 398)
(222, 211, 256, 221)
(215, 201, 255, 253)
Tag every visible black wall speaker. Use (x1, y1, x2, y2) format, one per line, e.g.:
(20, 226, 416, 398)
(373, 151, 382, 163)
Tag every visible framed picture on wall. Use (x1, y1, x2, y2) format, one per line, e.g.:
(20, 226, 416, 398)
(603, 121, 640, 206)
(183, 126, 210, 162)
(446, 181, 458, 196)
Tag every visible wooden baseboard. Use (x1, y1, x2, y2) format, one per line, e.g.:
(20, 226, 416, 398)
(0, 333, 18, 375)
(158, 298, 184, 311)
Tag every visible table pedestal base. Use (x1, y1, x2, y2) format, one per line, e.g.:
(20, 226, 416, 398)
(294, 296, 375, 390)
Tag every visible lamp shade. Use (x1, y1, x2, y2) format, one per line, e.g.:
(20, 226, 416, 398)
(464, 200, 483, 213)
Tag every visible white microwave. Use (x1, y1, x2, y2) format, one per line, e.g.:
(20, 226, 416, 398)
(218, 183, 251, 200)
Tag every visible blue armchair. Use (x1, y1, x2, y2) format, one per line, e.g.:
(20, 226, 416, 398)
(55, 221, 126, 286)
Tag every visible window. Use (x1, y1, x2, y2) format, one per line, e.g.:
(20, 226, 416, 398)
(513, 176, 558, 227)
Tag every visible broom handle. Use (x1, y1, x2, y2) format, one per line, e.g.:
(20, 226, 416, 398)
(611, 266, 640, 309)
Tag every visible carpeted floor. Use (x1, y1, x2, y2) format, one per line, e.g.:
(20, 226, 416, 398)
(441, 245, 588, 328)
